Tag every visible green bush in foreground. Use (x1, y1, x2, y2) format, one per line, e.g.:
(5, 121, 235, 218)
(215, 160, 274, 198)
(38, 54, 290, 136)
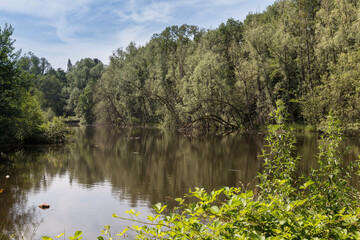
(44, 101, 360, 239)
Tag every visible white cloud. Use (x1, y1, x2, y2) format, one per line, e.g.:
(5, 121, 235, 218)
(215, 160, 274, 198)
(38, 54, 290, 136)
(111, 0, 253, 27)
(0, 0, 93, 42)
(130, 2, 173, 23)
(0, 0, 91, 19)
(4, 0, 277, 69)
(113, 1, 174, 24)
(115, 25, 154, 48)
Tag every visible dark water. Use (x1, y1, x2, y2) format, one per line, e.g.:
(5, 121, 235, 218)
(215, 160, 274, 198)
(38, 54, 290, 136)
(0, 127, 359, 239)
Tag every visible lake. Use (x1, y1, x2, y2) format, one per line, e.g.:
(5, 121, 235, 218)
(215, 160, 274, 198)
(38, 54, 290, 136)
(1, 127, 359, 239)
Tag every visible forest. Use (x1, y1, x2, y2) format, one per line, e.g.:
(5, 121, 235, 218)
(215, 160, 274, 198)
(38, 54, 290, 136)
(1, 0, 360, 145)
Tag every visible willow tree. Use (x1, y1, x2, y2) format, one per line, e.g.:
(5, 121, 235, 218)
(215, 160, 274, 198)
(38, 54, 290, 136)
(144, 25, 200, 128)
(180, 51, 238, 129)
(243, 10, 279, 123)
(302, 0, 360, 125)
(95, 43, 156, 125)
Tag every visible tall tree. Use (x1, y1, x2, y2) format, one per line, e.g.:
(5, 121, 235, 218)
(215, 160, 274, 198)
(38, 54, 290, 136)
(65, 58, 104, 123)
(0, 24, 44, 144)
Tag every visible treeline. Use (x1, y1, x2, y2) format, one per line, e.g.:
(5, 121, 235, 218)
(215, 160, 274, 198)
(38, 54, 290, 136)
(16, 53, 104, 123)
(2, 0, 360, 142)
(0, 25, 71, 145)
(94, 0, 360, 130)
(0, 22, 103, 144)
(93, 0, 360, 131)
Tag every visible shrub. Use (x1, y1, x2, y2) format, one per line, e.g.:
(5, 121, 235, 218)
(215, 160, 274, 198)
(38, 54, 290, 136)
(40, 117, 69, 144)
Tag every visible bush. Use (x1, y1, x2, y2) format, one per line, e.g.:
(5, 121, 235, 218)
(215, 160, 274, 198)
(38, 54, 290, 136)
(40, 117, 69, 144)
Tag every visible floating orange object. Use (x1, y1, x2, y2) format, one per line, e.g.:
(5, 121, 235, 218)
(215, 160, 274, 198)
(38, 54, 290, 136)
(38, 203, 50, 209)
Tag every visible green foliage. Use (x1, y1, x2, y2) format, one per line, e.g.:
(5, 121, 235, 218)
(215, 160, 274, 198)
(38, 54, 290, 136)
(6, 0, 360, 132)
(305, 50, 360, 129)
(40, 117, 69, 144)
(89, 0, 360, 131)
(42, 231, 82, 240)
(0, 24, 45, 144)
(104, 101, 360, 239)
(65, 58, 104, 123)
(14, 93, 44, 142)
(38, 70, 67, 116)
(0, 24, 71, 145)
(257, 100, 299, 197)
(305, 114, 360, 214)
(17, 51, 52, 76)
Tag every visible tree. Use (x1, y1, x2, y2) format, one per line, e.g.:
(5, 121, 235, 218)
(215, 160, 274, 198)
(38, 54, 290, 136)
(65, 58, 104, 123)
(304, 50, 360, 126)
(67, 59, 72, 72)
(0, 24, 44, 144)
(38, 73, 66, 116)
(92, 0, 360, 130)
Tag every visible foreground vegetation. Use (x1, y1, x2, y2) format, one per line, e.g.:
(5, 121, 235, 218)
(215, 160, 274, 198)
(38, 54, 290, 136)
(42, 101, 360, 239)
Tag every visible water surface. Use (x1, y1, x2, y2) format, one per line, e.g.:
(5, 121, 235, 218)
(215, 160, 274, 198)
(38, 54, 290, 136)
(0, 127, 359, 239)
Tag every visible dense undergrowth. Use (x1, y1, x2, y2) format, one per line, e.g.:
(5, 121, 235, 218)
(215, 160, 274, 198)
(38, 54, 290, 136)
(43, 101, 360, 239)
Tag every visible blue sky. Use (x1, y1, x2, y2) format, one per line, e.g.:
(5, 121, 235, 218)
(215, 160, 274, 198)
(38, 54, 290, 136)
(0, 0, 275, 69)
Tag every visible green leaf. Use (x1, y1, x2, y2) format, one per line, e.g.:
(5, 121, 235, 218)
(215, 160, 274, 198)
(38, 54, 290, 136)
(69, 231, 83, 240)
(74, 231, 82, 237)
(55, 233, 64, 238)
(210, 206, 220, 214)
(117, 227, 129, 237)
(300, 180, 314, 190)
(153, 203, 166, 213)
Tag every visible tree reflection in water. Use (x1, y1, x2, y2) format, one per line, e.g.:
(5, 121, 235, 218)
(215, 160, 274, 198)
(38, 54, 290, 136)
(3, 127, 358, 238)
(0, 149, 46, 239)
(63, 127, 264, 208)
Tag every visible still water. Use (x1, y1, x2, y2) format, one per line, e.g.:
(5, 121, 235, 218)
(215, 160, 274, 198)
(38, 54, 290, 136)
(0, 127, 359, 239)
